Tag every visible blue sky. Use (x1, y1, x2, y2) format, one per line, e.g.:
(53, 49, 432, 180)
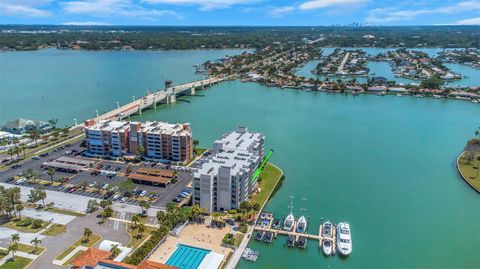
(1, 0, 480, 26)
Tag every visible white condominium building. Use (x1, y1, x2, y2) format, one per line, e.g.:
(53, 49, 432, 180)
(84, 119, 193, 163)
(193, 127, 264, 212)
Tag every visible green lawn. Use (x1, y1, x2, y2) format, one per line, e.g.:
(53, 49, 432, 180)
(45, 207, 86, 217)
(55, 234, 101, 261)
(251, 162, 283, 207)
(193, 148, 207, 156)
(458, 152, 480, 192)
(0, 250, 7, 260)
(63, 250, 85, 266)
(41, 224, 67, 236)
(1, 218, 49, 233)
(16, 243, 45, 255)
(0, 256, 32, 269)
(234, 233, 245, 247)
(126, 224, 155, 249)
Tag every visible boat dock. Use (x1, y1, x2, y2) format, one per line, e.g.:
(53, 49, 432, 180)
(252, 211, 345, 255)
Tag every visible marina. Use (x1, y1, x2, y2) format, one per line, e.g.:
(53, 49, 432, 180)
(250, 211, 351, 258)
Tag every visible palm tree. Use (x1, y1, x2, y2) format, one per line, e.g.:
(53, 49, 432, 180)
(131, 214, 140, 228)
(30, 237, 42, 252)
(138, 223, 145, 238)
(11, 233, 20, 244)
(15, 204, 24, 219)
(193, 139, 199, 149)
(8, 243, 18, 261)
(7, 148, 15, 161)
(28, 129, 41, 147)
(110, 244, 120, 259)
(48, 119, 58, 129)
(83, 227, 92, 240)
(47, 167, 55, 183)
(139, 201, 150, 214)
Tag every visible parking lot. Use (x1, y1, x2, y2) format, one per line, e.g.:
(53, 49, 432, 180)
(0, 141, 196, 208)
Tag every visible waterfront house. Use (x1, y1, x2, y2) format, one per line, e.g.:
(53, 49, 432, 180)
(1, 118, 52, 135)
(369, 76, 388, 86)
(449, 91, 479, 100)
(388, 87, 409, 94)
(368, 86, 387, 93)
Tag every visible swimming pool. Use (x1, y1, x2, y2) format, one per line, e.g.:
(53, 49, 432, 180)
(166, 244, 211, 269)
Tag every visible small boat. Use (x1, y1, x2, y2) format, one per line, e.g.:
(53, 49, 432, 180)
(321, 221, 333, 238)
(296, 215, 307, 233)
(283, 213, 295, 231)
(396, 93, 402, 97)
(254, 231, 264, 241)
(322, 239, 333, 256)
(415, 94, 424, 98)
(272, 218, 281, 229)
(263, 231, 273, 243)
(286, 235, 296, 247)
(297, 236, 307, 249)
(242, 248, 259, 262)
(472, 99, 479, 104)
(433, 94, 443, 99)
(336, 222, 352, 256)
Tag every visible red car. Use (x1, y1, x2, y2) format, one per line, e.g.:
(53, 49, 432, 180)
(68, 188, 77, 193)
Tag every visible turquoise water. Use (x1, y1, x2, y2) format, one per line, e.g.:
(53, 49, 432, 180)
(296, 47, 479, 86)
(166, 244, 210, 269)
(1, 50, 479, 269)
(0, 49, 249, 126)
(136, 81, 480, 269)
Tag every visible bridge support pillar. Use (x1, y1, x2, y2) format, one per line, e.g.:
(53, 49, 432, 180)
(138, 104, 142, 115)
(153, 96, 156, 109)
(167, 93, 176, 104)
(190, 87, 196, 95)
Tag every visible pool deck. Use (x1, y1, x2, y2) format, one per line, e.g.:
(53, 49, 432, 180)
(148, 221, 232, 264)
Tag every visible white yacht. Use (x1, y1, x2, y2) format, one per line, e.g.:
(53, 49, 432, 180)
(336, 222, 352, 256)
(283, 213, 295, 231)
(322, 239, 333, 256)
(296, 216, 307, 233)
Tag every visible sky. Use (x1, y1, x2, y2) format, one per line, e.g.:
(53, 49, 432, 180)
(1, 0, 480, 26)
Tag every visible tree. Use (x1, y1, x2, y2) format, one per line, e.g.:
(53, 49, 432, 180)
(87, 200, 99, 213)
(15, 204, 24, 218)
(8, 243, 18, 261)
(83, 227, 92, 239)
(138, 223, 145, 237)
(11, 233, 20, 244)
(80, 182, 88, 191)
(48, 119, 58, 129)
(28, 129, 41, 147)
(131, 214, 140, 227)
(464, 139, 480, 164)
(47, 167, 56, 183)
(110, 244, 120, 259)
(29, 189, 47, 207)
(193, 139, 200, 148)
(139, 201, 150, 214)
(31, 237, 42, 252)
(137, 145, 145, 157)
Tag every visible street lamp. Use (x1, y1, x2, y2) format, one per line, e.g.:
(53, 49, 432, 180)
(73, 118, 77, 126)
(116, 101, 120, 109)
(95, 109, 99, 117)
(132, 95, 135, 102)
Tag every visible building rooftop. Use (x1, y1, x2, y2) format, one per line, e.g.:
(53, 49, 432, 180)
(85, 120, 130, 132)
(141, 121, 191, 137)
(214, 127, 263, 153)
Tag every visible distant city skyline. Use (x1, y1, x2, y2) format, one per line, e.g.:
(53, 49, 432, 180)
(1, 0, 480, 26)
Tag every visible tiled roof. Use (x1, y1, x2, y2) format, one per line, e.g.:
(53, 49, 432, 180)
(99, 260, 138, 269)
(71, 248, 111, 268)
(139, 260, 178, 269)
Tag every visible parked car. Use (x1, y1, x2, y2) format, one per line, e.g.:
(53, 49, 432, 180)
(16, 178, 27, 184)
(139, 190, 147, 197)
(101, 183, 109, 190)
(32, 156, 40, 160)
(120, 197, 128, 202)
(112, 194, 121, 201)
(40, 152, 49, 157)
(89, 181, 97, 188)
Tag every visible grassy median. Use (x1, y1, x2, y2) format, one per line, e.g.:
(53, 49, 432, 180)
(41, 224, 67, 236)
(55, 234, 101, 261)
(0, 256, 32, 269)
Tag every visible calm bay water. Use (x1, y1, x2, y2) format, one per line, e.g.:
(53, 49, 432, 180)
(0, 49, 248, 126)
(1, 50, 479, 269)
(296, 48, 480, 87)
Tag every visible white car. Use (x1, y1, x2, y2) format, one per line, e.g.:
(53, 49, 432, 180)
(16, 178, 27, 184)
(88, 182, 97, 188)
(101, 183, 109, 190)
(120, 197, 128, 202)
(112, 194, 121, 201)
(139, 190, 147, 197)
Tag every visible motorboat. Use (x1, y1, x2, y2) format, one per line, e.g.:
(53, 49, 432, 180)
(286, 235, 296, 247)
(272, 218, 281, 229)
(322, 239, 333, 256)
(283, 213, 295, 231)
(336, 222, 352, 256)
(296, 215, 307, 233)
(321, 221, 333, 238)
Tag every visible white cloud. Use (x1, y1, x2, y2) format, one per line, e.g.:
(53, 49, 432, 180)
(456, 17, 480, 25)
(141, 0, 260, 10)
(0, 0, 52, 17)
(62, 21, 111, 25)
(366, 1, 480, 24)
(62, 0, 181, 19)
(268, 6, 295, 17)
(299, 0, 369, 10)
